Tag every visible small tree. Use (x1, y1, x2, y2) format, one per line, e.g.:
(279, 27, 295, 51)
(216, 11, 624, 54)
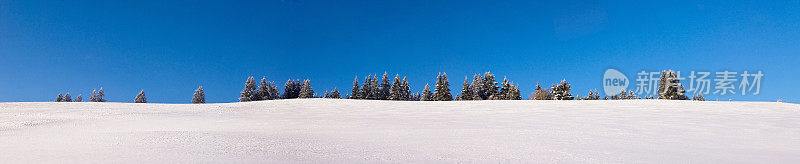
(379, 72, 391, 100)
(360, 75, 374, 100)
(239, 77, 258, 102)
(530, 83, 552, 100)
(350, 77, 360, 99)
(434, 73, 453, 101)
(89, 88, 106, 102)
(551, 80, 574, 100)
(460, 77, 473, 100)
(55, 93, 64, 102)
(134, 90, 147, 103)
(299, 79, 315, 98)
(401, 77, 411, 100)
(330, 87, 342, 99)
(192, 86, 206, 104)
(75, 94, 82, 102)
(64, 93, 72, 102)
(389, 74, 403, 100)
(420, 83, 433, 101)
(657, 70, 689, 100)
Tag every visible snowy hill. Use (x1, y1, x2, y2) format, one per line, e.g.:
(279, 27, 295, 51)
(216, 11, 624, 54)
(1, 99, 799, 163)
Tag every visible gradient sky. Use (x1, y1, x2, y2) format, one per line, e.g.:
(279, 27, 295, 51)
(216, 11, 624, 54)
(1, 0, 799, 103)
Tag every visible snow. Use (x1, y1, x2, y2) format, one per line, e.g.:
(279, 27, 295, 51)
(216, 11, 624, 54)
(1, 99, 799, 163)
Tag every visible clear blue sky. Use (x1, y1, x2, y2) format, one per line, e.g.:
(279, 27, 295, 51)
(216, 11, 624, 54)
(1, 0, 798, 103)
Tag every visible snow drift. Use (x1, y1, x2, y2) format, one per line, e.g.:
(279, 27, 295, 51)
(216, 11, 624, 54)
(1, 99, 798, 163)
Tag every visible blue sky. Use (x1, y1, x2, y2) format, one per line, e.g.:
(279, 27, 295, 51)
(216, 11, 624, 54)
(1, 0, 798, 103)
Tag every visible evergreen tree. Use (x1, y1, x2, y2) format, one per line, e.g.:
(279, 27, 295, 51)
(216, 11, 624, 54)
(531, 83, 552, 100)
(90, 88, 106, 102)
(459, 76, 473, 100)
(75, 94, 82, 102)
(323, 91, 330, 98)
(498, 77, 512, 100)
(239, 77, 258, 102)
(401, 77, 411, 100)
(360, 75, 373, 99)
(55, 93, 64, 102)
(470, 74, 484, 100)
(482, 72, 498, 99)
(299, 79, 314, 98)
(350, 77, 360, 99)
(282, 79, 302, 99)
(330, 88, 342, 99)
(64, 93, 72, 102)
(379, 72, 391, 100)
(657, 70, 689, 100)
(434, 73, 453, 101)
(192, 86, 206, 104)
(256, 77, 270, 100)
(510, 83, 522, 100)
(551, 80, 574, 100)
(134, 90, 147, 103)
(420, 83, 433, 101)
(389, 74, 403, 100)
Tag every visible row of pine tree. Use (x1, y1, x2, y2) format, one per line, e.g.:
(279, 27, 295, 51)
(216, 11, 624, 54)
(56, 70, 703, 103)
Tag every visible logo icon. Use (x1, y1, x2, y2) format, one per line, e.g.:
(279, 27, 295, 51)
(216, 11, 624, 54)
(603, 68, 629, 96)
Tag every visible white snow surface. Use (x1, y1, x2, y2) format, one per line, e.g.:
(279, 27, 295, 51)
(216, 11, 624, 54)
(1, 99, 799, 163)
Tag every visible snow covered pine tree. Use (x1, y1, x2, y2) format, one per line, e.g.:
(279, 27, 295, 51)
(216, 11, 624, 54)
(350, 77, 360, 99)
(460, 77, 473, 100)
(192, 86, 205, 104)
(389, 75, 404, 100)
(657, 70, 689, 100)
(434, 73, 453, 101)
(551, 80, 575, 100)
(134, 90, 147, 103)
(64, 93, 72, 102)
(239, 77, 258, 102)
(55, 93, 63, 102)
(75, 94, 82, 102)
(89, 88, 106, 102)
(420, 83, 433, 101)
(299, 79, 315, 98)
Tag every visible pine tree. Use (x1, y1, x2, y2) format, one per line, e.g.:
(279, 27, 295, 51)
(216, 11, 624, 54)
(389, 74, 403, 100)
(75, 94, 82, 102)
(134, 90, 147, 103)
(239, 77, 258, 102)
(498, 77, 512, 100)
(531, 83, 552, 100)
(299, 79, 314, 98)
(482, 72, 498, 99)
(192, 86, 205, 104)
(379, 72, 391, 100)
(90, 88, 106, 102)
(55, 93, 64, 102)
(257, 77, 270, 100)
(350, 77, 360, 99)
(64, 93, 72, 102)
(510, 83, 522, 100)
(470, 74, 484, 100)
(360, 75, 373, 99)
(401, 77, 411, 100)
(459, 76, 473, 100)
(330, 88, 342, 99)
(551, 80, 574, 100)
(657, 70, 689, 100)
(323, 91, 330, 98)
(420, 83, 433, 101)
(282, 79, 302, 99)
(434, 73, 453, 101)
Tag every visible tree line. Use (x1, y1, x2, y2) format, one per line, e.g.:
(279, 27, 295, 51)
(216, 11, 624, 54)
(55, 70, 704, 103)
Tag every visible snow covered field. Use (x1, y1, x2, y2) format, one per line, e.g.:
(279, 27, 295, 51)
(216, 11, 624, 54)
(1, 99, 798, 163)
